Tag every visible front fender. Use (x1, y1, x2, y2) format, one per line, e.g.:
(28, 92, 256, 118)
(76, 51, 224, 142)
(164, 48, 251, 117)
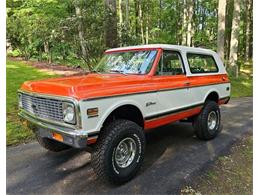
(79, 98, 144, 135)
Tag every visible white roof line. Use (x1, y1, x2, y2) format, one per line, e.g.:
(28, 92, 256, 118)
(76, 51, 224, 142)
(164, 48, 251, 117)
(105, 44, 216, 54)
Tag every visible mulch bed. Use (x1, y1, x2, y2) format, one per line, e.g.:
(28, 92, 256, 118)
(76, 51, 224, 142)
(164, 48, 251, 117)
(8, 57, 88, 76)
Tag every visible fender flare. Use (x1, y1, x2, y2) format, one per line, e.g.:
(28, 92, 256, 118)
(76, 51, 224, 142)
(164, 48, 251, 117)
(96, 99, 144, 132)
(203, 89, 220, 103)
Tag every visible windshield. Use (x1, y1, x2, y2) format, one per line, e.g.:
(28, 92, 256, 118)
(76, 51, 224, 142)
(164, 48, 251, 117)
(94, 50, 158, 74)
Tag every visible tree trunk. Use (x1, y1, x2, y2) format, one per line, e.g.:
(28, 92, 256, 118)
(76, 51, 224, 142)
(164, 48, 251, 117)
(159, 0, 162, 29)
(182, 0, 187, 45)
(138, 1, 144, 44)
(44, 41, 52, 64)
(62, 46, 66, 61)
(229, 0, 240, 77)
(118, 0, 123, 46)
(104, 0, 118, 48)
(245, 0, 253, 60)
(49, 49, 53, 64)
(248, 2, 253, 59)
(186, 0, 194, 47)
(135, 0, 139, 37)
(74, 1, 88, 60)
(145, 16, 149, 44)
(176, 0, 182, 44)
(125, 0, 129, 29)
(38, 46, 43, 62)
(217, 0, 226, 61)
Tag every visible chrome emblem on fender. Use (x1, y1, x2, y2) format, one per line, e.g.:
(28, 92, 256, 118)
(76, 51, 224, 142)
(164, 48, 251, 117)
(146, 102, 156, 107)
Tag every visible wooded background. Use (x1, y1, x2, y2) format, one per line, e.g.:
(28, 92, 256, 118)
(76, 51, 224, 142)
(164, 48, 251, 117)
(6, 0, 253, 77)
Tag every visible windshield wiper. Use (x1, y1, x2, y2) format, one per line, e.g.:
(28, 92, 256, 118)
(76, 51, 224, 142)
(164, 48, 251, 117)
(109, 70, 128, 75)
(91, 70, 101, 74)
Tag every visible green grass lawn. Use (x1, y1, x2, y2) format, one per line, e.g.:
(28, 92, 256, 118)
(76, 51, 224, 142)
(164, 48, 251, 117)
(230, 76, 253, 98)
(6, 59, 253, 146)
(6, 59, 57, 146)
(230, 63, 253, 98)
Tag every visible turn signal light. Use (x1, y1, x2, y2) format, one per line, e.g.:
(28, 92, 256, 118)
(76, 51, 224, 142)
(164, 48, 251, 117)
(87, 108, 99, 118)
(52, 132, 64, 142)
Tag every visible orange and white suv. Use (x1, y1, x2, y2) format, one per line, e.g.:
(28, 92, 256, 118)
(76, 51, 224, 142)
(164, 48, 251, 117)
(18, 44, 230, 184)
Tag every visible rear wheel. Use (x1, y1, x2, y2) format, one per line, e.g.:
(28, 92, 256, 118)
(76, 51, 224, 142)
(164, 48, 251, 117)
(36, 135, 71, 152)
(92, 119, 145, 184)
(193, 100, 222, 140)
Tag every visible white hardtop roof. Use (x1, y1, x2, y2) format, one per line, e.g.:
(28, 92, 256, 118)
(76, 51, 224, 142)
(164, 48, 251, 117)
(106, 44, 216, 55)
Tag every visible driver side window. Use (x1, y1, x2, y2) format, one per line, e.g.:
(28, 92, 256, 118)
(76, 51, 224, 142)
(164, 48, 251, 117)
(156, 50, 184, 75)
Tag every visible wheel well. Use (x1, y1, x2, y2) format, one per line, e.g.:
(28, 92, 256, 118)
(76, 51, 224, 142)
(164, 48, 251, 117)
(103, 105, 144, 128)
(205, 92, 219, 103)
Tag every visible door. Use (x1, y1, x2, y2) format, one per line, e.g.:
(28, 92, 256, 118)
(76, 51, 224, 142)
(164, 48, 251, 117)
(152, 50, 190, 115)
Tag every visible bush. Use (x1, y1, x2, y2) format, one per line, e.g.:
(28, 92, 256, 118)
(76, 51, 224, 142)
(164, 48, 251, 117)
(7, 49, 22, 57)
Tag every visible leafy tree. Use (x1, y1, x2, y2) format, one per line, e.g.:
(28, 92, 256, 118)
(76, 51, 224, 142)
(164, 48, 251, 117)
(6, 0, 253, 73)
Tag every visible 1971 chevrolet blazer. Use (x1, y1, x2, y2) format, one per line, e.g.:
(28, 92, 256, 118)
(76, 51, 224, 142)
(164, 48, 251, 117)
(18, 44, 230, 184)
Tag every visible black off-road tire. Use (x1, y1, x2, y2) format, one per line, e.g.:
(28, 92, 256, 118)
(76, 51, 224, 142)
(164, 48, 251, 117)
(92, 119, 145, 184)
(193, 100, 222, 140)
(36, 135, 71, 152)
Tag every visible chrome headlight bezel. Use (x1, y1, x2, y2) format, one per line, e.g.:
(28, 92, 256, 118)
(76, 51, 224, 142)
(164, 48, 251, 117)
(62, 102, 76, 124)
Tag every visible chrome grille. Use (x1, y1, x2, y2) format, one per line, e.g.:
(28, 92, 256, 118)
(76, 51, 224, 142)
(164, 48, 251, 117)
(21, 93, 64, 122)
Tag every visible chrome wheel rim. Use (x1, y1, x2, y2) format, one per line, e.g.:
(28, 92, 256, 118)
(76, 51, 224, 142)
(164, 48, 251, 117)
(207, 111, 218, 131)
(114, 137, 136, 168)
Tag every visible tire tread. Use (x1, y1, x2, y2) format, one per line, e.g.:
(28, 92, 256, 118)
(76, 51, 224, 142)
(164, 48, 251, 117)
(193, 101, 221, 140)
(92, 119, 145, 184)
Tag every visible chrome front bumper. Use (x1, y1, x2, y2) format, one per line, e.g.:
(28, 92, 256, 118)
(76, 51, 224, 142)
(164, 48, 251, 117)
(19, 110, 88, 148)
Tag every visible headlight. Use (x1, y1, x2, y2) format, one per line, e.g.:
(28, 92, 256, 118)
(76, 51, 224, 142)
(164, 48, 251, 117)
(63, 102, 76, 124)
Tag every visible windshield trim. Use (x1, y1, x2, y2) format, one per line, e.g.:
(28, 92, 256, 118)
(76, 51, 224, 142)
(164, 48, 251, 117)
(105, 47, 161, 54)
(95, 49, 160, 75)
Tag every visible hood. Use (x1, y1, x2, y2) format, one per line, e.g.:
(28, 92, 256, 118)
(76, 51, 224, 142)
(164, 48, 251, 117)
(21, 73, 154, 100)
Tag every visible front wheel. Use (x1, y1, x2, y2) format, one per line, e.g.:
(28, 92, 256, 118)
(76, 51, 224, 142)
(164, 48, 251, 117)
(193, 100, 222, 140)
(92, 119, 145, 184)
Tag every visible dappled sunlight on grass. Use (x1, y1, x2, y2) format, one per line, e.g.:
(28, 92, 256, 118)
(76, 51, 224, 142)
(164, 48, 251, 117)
(228, 62, 253, 98)
(241, 81, 251, 87)
(6, 59, 57, 145)
(230, 76, 252, 98)
(6, 64, 19, 69)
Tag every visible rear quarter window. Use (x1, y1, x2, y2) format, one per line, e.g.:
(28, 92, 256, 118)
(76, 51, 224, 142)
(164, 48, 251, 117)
(187, 53, 218, 74)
